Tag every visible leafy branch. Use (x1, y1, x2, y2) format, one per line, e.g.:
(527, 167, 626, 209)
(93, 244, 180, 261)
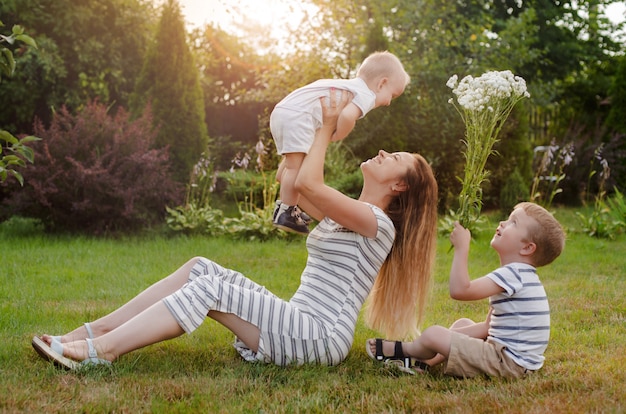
(0, 20, 40, 185)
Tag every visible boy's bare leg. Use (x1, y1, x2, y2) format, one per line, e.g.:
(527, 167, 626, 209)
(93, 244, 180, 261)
(210, 311, 261, 352)
(367, 325, 449, 362)
(368, 318, 484, 368)
(421, 318, 480, 366)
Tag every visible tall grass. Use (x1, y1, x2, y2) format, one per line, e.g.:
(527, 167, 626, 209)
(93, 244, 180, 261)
(1, 209, 625, 413)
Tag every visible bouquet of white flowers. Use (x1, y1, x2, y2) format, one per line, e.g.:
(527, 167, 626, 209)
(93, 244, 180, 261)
(447, 70, 530, 230)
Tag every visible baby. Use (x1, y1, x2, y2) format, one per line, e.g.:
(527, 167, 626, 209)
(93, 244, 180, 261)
(270, 51, 410, 234)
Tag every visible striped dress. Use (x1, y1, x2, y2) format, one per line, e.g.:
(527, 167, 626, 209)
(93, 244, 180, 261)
(162, 204, 394, 366)
(487, 263, 550, 370)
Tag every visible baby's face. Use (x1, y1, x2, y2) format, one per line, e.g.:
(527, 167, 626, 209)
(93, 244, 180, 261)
(374, 73, 407, 108)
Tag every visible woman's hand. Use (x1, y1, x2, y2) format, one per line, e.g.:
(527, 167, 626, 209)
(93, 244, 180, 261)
(320, 88, 353, 130)
(296, 87, 380, 236)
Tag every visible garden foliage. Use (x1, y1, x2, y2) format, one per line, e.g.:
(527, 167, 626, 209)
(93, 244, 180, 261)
(165, 139, 362, 240)
(4, 101, 183, 234)
(577, 187, 626, 239)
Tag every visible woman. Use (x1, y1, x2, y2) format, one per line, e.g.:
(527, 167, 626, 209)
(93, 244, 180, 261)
(32, 90, 438, 369)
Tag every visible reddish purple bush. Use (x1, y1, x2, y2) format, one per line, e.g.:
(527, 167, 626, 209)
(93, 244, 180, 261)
(6, 101, 183, 234)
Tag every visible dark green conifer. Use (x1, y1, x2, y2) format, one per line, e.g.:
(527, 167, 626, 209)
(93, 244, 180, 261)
(130, 0, 208, 182)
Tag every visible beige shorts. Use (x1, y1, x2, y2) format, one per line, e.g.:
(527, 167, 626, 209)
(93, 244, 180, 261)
(444, 332, 533, 379)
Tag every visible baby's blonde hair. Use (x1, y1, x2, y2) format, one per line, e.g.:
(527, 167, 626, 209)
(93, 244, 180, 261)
(357, 51, 410, 87)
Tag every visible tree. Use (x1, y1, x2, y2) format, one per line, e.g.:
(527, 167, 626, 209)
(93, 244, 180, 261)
(0, 0, 154, 133)
(130, 0, 208, 183)
(0, 36, 66, 134)
(327, 0, 624, 207)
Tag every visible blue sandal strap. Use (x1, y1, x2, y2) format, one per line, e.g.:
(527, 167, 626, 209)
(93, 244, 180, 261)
(373, 339, 408, 362)
(413, 360, 429, 372)
(374, 338, 384, 360)
(394, 341, 404, 359)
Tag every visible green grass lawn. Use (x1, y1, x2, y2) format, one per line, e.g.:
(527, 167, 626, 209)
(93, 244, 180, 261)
(1, 208, 625, 413)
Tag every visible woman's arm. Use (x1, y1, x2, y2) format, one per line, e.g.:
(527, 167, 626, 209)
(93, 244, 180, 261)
(295, 90, 379, 238)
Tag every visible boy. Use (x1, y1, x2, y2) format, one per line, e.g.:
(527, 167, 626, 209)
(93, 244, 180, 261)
(367, 202, 566, 378)
(270, 51, 410, 234)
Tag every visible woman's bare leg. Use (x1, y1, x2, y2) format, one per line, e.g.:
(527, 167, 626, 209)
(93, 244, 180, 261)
(43, 257, 200, 344)
(210, 311, 261, 352)
(44, 256, 263, 364)
(59, 307, 262, 363)
(60, 301, 184, 362)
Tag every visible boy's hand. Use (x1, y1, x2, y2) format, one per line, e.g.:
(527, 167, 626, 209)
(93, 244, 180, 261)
(486, 306, 494, 324)
(450, 221, 471, 252)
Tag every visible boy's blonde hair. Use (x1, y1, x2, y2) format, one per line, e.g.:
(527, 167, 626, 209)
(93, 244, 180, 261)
(516, 202, 565, 267)
(357, 51, 410, 87)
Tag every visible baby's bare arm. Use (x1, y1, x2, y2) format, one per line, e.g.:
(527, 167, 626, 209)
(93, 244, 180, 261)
(332, 103, 361, 141)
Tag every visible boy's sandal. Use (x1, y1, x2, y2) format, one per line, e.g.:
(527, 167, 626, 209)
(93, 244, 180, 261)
(366, 338, 425, 375)
(412, 360, 430, 374)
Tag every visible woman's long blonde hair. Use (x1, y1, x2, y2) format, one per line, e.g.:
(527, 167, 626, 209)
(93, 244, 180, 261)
(364, 153, 438, 339)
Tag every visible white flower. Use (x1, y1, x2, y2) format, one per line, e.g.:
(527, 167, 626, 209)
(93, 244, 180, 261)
(255, 139, 264, 155)
(449, 70, 529, 112)
(447, 69, 530, 229)
(446, 75, 458, 89)
(563, 153, 573, 166)
(598, 156, 611, 180)
(560, 144, 574, 166)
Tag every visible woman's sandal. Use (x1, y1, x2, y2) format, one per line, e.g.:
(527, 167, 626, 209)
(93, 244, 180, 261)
(366, 338, 429, 375)
(32, 336, 111, 370)
(50, 322, 95, 344)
